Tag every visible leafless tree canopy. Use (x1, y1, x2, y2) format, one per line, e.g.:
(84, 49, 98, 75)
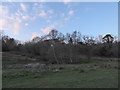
(1, 30, 119, 64)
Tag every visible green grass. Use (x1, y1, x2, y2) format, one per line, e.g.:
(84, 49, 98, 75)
(3, 69, 118, 88)
(2, 52, 119, 88)
(2, 62, 119, 88)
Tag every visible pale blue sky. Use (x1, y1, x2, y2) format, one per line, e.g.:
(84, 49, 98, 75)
(1, 2, 118, 41)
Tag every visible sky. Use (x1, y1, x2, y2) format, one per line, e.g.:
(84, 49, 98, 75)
(0, 2, 118, 41)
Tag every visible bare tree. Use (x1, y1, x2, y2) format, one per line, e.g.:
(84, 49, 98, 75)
(48, 29, 59, 64)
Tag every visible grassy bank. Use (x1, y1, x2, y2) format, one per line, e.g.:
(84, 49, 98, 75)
(3, 61, 119, 88)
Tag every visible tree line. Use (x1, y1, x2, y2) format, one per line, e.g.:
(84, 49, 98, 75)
(1, 30, 119, 64)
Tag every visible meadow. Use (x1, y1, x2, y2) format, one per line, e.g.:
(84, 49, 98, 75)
(2, 52, 119, 88)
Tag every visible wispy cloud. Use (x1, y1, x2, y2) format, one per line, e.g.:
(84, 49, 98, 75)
(62, 10, 74, 21)
(39, 10, 52, 19)
(0, 3, 55, 36)
(68, 10, 74, 15)
(41, 26, 53, 35)
(63, 10, 74, 21)
(20, 3, 27, 12)
(63, 0, 72, 5)
(48, 9, 54, 14)
(25, 23, 29, 26)
(12, 18, 22, 35)
(0, 5, 8, 17)
(0, 19, 6, 27)
(41, 22, 58, 35)
(0, 4, 29, 35)
(22, 15, 29, 20)
(39, 10, 47, 18)
(64, 17, 70, 21)
(0, 4, 14, 30)
(0, 17, 22, 35)
(0, 19, 7, 31)
(31, 32, 40, 40)
(0, 28, 3, 31)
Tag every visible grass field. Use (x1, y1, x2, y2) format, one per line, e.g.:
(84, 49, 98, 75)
(2, 52, 119, 88)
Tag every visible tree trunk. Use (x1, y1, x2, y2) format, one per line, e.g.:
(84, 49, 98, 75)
(52, 46, 59, 64)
